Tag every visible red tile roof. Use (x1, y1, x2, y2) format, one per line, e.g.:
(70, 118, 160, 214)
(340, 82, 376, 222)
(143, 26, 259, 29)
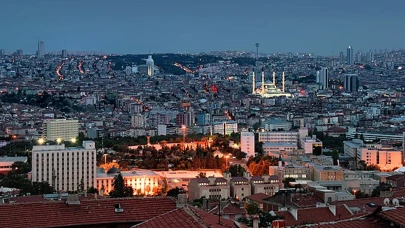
(135, 206, 243, 228)
(245, 193, 271, 203)
(312, 219, 382, 228)
(378, 207, 405, 226)
(387, 174, 405, 181)
(0, 197, 176, 228)
(274, 205, 355, 227)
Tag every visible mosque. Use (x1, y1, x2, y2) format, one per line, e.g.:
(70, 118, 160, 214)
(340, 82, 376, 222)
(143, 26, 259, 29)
(252, 69, 292, 98)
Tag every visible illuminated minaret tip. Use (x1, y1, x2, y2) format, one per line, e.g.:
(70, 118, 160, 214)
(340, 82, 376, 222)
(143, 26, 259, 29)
(282, 71, 285, 93)
(261, 68, 265, 94)
(272, 72, 276, 85)
(252, 70, 256, 94)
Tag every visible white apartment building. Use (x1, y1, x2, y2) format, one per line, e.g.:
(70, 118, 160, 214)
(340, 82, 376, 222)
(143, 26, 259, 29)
(213, 121, 238, 135)
(188, 177, 230, 201)
(131, 114, 146, 128)
(258, 131, 298, 144)
(42, 119, 79, 141)
(31, 141, 97, 192)
(241, 131, 255, 158)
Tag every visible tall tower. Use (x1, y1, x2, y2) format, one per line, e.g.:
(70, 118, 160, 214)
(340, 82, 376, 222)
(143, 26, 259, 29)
(252, 71, 256, 94)
(319, 67, 328, 89)
(146, 55, 154, 76)
(272, 72, 276, 85)
(37, 40, 45, 58)
(255, 43, 259, 61)
(347, 46, 353, 65)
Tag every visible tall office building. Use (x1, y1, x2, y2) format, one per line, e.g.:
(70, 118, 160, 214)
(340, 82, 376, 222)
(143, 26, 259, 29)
(16, 49, 23, 56)
(31, 141, 97, 192)
(347, 46, 354, 65)
(62, 49, 67, 58)
(37, 40, 45, 57)
(41, 119, 79, 141)
(344, 74, 359, 92)
(317, 67, 328, 89)
(241, 131, 255, 158)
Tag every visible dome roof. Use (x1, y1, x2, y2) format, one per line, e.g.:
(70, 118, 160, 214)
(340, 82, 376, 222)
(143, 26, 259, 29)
(107, 166, 120, 174)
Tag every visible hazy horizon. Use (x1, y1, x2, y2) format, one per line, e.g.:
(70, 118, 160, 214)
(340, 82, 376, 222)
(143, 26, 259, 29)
(1, 0, 405, 55)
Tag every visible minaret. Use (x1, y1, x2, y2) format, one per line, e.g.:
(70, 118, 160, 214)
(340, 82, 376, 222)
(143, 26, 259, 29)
(261, 69, 265, 94)
(252, 71, 256, 94)
(273, 72, 276, 85)
(282, 72, 285, 93)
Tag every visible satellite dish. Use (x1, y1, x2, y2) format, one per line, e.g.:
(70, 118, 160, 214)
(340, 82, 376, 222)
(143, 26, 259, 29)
(393, 199, 400, 206)
(199, 99, 207, 103)
(384, 198, 390, 206)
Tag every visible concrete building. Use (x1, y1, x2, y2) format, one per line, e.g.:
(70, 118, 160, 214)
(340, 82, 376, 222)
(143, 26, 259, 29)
(188, 177, 230, 201)
(263, 143, 298, 156)
(41, 119, 79, 141)
(317, 67, 328, 89)
(262, 119, 292, 131)
(344, 74, 359, 92)
(131, 114, 146, 128)
(213, 121, 238, 135)
(347, 45, 354, 65)
(269, 164, 312, 181)
(229, 176, 251, 200)
(37, 40, 45, 58)
(301, 137, 323, 154)
(240, 131, 255, 158)
(258, 131, 298, 144)
(250, 175, 279, 196)
(357, 146, 402, 171)
(96, 169, 159, 196)
(31, 141, 97, 192)
(313, 166, 344, 181)
(157, 124, 167, 136)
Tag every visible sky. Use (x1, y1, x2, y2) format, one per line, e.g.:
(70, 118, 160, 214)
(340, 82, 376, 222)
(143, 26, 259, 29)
(1, 0, 405, 55)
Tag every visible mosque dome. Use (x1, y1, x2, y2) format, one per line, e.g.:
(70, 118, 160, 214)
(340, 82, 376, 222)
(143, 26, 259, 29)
(107, 166, 120, 174)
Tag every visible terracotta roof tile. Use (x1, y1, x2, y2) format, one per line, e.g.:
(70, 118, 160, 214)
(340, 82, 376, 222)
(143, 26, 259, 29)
(378, 207, 405, 226)
(0, 197, 176, 228)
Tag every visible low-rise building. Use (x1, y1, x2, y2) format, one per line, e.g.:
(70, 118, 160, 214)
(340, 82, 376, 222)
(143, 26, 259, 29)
(188, 177, 230, 201)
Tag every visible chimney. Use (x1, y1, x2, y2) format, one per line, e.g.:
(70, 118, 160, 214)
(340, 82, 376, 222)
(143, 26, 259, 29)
(252, 215, 260, 228)
(329, 205, 336, 216)
(290, 208, 298, 220)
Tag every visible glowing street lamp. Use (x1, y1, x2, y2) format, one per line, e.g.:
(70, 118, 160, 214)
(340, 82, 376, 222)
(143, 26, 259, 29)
(71, 138, 77, 144)
(38, 138, 45, 145)
(56, 138, 62, 145)
(225, 154, 231, 168)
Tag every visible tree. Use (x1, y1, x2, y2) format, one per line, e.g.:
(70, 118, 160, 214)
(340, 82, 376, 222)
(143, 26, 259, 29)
(109, 173, 133, 197)
(31, 182, 54, 195)
(332, 150, 339, 166)
(245, 202, 260, 215)
(166, 187, 184, 198)
(11, 161, 31, 175)
(282, 177, 296, 188)
(87, 186, 98, 194)
(229, 164, 246, 177)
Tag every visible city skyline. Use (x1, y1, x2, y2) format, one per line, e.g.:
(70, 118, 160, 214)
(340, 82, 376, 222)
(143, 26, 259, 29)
(1, 0, 405, 55)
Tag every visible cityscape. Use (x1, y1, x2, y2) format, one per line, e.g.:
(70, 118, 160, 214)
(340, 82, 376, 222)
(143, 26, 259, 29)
(2, 1, 405, 228)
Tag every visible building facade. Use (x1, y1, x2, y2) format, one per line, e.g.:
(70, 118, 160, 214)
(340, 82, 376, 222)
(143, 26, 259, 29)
(31, 141, 97, 192)
(241, 131, 255, 158)
(41, 119, 79, 141)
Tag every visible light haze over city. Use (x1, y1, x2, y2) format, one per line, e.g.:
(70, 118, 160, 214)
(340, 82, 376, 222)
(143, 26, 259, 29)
(1, 0, 405, 55)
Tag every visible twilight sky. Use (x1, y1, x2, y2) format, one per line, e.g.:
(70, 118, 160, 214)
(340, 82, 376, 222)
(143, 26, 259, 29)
(1, 0, 404, 55)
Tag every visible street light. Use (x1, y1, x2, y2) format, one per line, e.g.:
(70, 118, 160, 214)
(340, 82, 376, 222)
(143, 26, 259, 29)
(56, 138, 62, 145)
(71, 138, 77, 144)
(103, 154, 108, 165)
(38, 138, 45, 145)
(225, 154, 231, 169)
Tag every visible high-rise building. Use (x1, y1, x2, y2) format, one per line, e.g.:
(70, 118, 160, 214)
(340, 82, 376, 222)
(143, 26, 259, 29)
(37, 40, 45, 57)
(339, 52, 344, 64)
(368, 50, 374, 62)
(344, 74, 359, 92)
(41, 119, 79, 141)
(15, 49, 23, 56)
(131, 114, 146, 128)
(241, 131, 255, 158)
(31, 141, 97, 192)
(317, 67, 328, 89)
(346, 46, 354, 65)
(62, 49, 67, 58)
(146, 55, 154, 76)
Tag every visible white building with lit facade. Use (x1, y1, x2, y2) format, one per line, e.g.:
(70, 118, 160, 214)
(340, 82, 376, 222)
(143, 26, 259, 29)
(241, 131, 255, 158)
(213, 120, 238, 135)
(31, 141, 97, 192)
(96, 168, 160, 196)
(41, 119, 79, 141)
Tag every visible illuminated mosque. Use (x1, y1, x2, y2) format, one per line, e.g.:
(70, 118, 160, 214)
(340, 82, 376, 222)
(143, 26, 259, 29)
(252, 69, 292, 98)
